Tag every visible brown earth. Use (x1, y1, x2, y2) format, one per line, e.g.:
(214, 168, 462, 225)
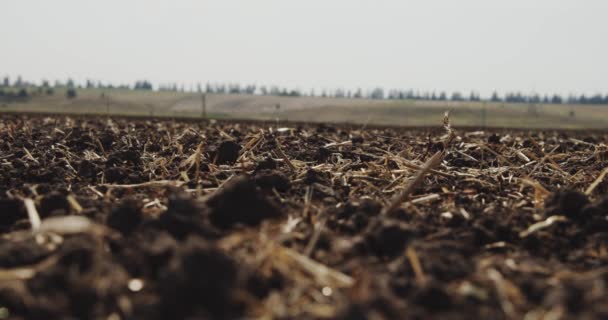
(0, 114, 608, 319)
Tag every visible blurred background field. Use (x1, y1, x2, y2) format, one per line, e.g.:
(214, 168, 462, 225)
(1, 87, 607, 129)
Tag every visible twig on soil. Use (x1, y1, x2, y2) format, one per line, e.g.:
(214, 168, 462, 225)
(302, 186, 313, 221)
(410, 193, 441, 204)
(480, 145, 513, 166)
(237, 134, 263, 162)
(398, 161, 453, 178)
(304, 217, 326, 257)
(87, 186, 105, 198)
(100, 180, 185, 189)
(527, 145, 560, 177)
(518, 178, 551, 209)
(519, 215, 568, 238)
(280, 247, 355, 288)
(406, 246, 427, 284)
(275, 138, 296, 172)
(381, 151, 444, 216)
(487, 268, 519, 319)
(194, 143, 203, 184)
(585, 166, 608, 195)
(23, 147, 39, 164)
(66, 195, 83, 214)
(23, 198, 41, 231)
(38, 215, 110, 236)
(515, 150, 530, 163)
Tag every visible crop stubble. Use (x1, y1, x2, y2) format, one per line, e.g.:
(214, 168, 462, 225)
(0, 114, 608, 319)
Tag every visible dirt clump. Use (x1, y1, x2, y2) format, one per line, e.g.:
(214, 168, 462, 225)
(106, 199, 142, 235)
(361, 218, 416, 258)
(158, 191, 218, 240)
(253, 170, 291, 192)
(210, 140, 241, 164)
(0, 199, 24, 229)
(158, 236, 245, 319)
(206, 175, 282, 228)
(545, 189, 590, 220)
(39, 192, 70, 217)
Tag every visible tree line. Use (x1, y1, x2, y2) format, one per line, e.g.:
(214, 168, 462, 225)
(2, 75, 608, 105)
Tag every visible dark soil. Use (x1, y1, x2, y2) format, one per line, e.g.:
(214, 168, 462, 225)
(1, 114, 608, 319)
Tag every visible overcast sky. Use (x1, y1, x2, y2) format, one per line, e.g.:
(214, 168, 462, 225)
(1, 0, 607, 96)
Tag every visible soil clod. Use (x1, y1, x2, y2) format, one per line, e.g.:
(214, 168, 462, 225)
(206, 175, 282, 228)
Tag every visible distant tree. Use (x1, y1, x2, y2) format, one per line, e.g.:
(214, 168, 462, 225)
(17, 88, 29, 99)
(244, 84, 256, 95)
(15, 76, 23, 87)
(567, 95, 578, 104)
(369, 87, 385, 100)
(438, 92, 447, 101)
(206, 83, 214, 94)
(66, 88, 77, 99)
(2, 76, 9, 87)
(550, 94, 563, 104)
(66, 78, 75, 88)
(450, 92, 464, 101)
(469, 91, 480, 101)
(505, 92, 526, 103)
(529, 94, 541, 104)
(579, 94, 587, 104)
(46, 88, 54, 95)
(542, 95, 550, 104)
(353, 88, 362, 99)
(134, 80, 153, 90)
(228, 83, 241, 94)
(589, 94, 604, 105)
(490, 92, 501, 102)
(387, 89, 397, 99)
(335, 88, 345, 98)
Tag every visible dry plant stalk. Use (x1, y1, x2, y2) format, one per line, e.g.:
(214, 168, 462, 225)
(100, 180, 185, 189)
(66, 195, 83, 214)
(303, 217, 326, 257)
(23, 198, 41, 231)
(519, 178, 551, 209)
(381, 112, 454, 216)
(585, 166, 608, 195)
(406, 246, 427, 284)
(280, 246, 355, 288)
(275, 138, 296, 172)
(487, 268, 520, 319)
(519, 215, 568, 238)
(381, 151, 444, 216)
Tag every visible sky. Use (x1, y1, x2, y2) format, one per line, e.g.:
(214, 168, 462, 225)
(1, 0, 607, 97)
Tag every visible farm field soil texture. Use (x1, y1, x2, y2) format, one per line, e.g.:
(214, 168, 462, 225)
(1, 114, 608, 319)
